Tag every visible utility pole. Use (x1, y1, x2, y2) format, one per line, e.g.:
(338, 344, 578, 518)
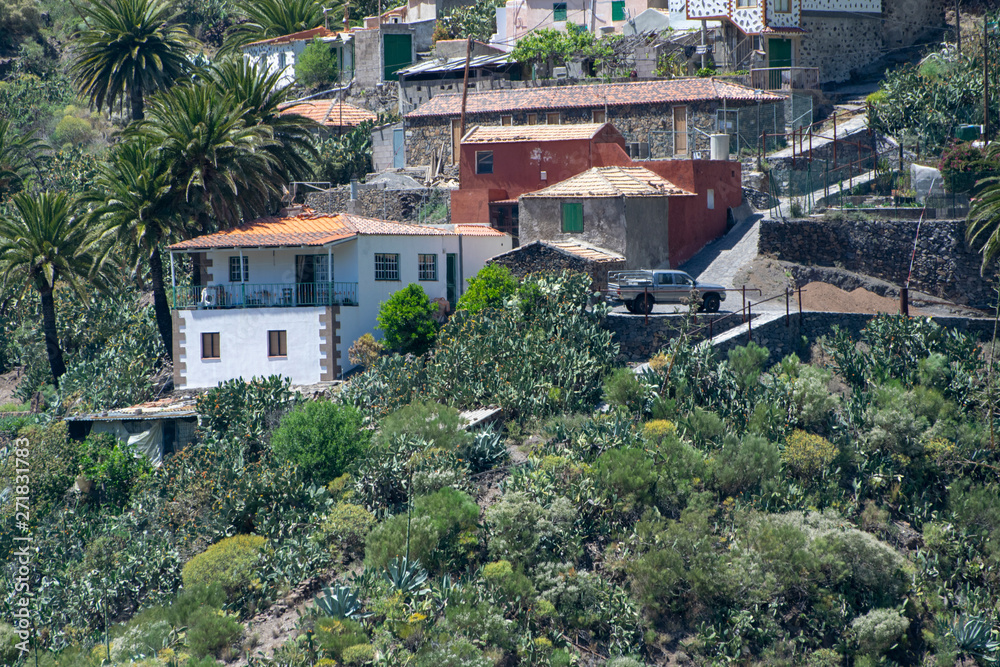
(986, 16, 991, 143)
(459, 36, 473, 140)
(956, 0, 961, 56)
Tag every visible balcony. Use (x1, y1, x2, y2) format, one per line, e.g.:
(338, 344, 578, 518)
(750, 67, 820, 91)
(173, 282, 359, 309)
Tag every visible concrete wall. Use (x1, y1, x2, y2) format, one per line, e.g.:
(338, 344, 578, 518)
(625, 196, 671, 268)
(372, 122, 405, 172)
(519, 196, 631, 262)
(758, 217, 994, 308)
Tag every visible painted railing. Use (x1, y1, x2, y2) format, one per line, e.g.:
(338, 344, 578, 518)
(751, 67, 820, 91)
(173, 282, 359, 309)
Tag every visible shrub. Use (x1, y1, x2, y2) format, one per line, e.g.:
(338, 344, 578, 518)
(181, 535, 267, 602)
(78, 432, 153, 510)
(377, 284, 439, 355)
(166, 584, 228, 627)
(938, 141, 1000, 193)
(315, 617, 368, 661)
(271, 400, 370, 485)
(485, 491, 578, 568)
(295, 38, 339, 87)
(53, 114, 95, 146)
(462, 424, 508, 473)
(603, 368, 648, 413)
(456, 264, 518, 314)
(377, 400, 472, 451)
(0, 622, 21, 664)
(111, 619, 172, 661)
(348, 333, 383, 370)
(196, 375, 295, 449)
(0, 421, 76, 526)
(790, 365, 839, 430)
(593, 447, 658, 511)
(712, 434, 782, 497)
(413, 637, 493, 667)
(782, 430, 838, 480)
(364, 487, 480, 573)
(186, 608, 243, 658)
(314, 502, 376, 562)
(728, 342, 770, 390)
(849, 608, 909, 656)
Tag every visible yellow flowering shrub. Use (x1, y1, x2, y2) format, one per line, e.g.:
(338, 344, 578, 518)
(644, 419, 678, 441)
(181, 534, 267, 601)
(782, 430, 838, 479)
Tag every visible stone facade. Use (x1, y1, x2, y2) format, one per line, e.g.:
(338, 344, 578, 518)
(758, 217, 994, 308)
(488, 242, 626, 291)
(798, 15, 882, 83)
(305, 185, 451, 224)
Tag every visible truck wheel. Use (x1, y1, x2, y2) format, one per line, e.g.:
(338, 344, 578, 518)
(704, 294, 721, 313)
(634, 295, 654, 314)
(625, 301, 637, 313)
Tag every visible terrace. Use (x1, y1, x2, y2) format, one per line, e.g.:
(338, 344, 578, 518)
(172, 281, 359, 309)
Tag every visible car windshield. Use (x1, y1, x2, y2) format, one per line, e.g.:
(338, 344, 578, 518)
(675, 274, 693, 285)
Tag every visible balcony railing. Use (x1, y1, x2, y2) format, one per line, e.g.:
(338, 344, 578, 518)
(750, 67, 820, 91)
(173, 282, 359, 309)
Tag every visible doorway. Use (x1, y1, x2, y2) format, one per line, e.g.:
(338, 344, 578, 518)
(446, 253, 458, 307)
(768, 38, 792, 89)
(673, 106, 688, 156)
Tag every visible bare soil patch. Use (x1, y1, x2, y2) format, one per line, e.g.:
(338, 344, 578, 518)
(800, 282, 927, 315)
(0, 368, 25, 407)
(732, 256, 795, 300)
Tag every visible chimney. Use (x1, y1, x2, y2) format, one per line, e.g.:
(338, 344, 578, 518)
(280, 204, 304, 217)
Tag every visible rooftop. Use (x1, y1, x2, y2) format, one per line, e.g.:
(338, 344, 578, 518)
(461, 123, 613, 144)
(406, 78, 785, 118)
(279, 101, 377, 127)
(168, 210, 455, 251)
(243, 26, 342, 48)
(521, 167, 695, 198)
(65, 396, 199, 422)
(489, 239, 625, 264)
(397, 53, 513, 77)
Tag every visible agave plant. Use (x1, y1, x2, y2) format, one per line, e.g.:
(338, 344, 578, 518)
(314, 584, 368, 619)
(948, 614, 1000, 663)
(383, 557, 429, 595)
(460, 423, 509, 473)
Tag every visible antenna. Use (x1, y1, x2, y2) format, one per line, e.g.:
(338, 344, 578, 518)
(323, 7, 336, 29)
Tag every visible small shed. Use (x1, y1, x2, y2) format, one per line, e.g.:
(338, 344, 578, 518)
(487, 239, 626, 292)
(65, 397, 199, 465)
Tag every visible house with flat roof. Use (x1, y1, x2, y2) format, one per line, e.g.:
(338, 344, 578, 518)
(241, 27, 355, 88)
(403, 78, 785, 168)
(166, 210, 509, 389)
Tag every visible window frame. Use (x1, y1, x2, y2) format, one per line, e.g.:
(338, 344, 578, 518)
(268, 330, 287, 358)
(553, 2, 567, 20)
(374, 253, 400, 281)
(475, 150, 494, 174)
(736, 0, 756, 6)
(501, 115, 513, 126)
(546, 112, 561, 125)
(611, 0, 625, 21)
(201, 332, 220, 360)
(229, 256, 249, 282)
(592, 109, 606, 123)
(774, 0, 790, 11)
(561, 202, 584, 233)
(418, 254, 438, 281)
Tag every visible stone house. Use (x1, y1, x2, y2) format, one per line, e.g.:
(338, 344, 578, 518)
(396, 53, 522, 115)
(688, 0, 947, 84)
(403, 78, 786, 168)
(518, 166, 699, 268)
(487, 239, 625, 291)
(242, 27, 355, 89)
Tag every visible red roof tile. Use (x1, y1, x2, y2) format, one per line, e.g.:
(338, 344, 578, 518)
(244, 26, 340, 47)
(280, 101, 377, 127)
(406, 79, 785, 118)
(462, 123, 610, 144)
(453, 224, 506, 236)
(521, 167, 695, 198)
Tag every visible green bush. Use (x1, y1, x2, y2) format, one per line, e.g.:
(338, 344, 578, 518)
(413, 637, 492, 667)
(603, 368, 648, 413)
(728, 342, 770, 390)
(782, 430, 838, 480)
(849, 608, 909, 656)
(456, 264, 518, 314)
(166, 584, 228, 627)
(315, 617, 368, 661)
(110, 619, 172, 661)
(314, 501, 376, 562)
(295, 38, 339, 87)
(712, 434, 782, 497)
(181, 535, 267, 602)
(377, 284, 439, 355)
(0, 622, 21, 665)
(186, 608, 243, 658)
(789, 365, 839, 430)
(593, 447, 658, 511)
(377, 400, 472, 451)
(52, 114, 95, 147)
(78, 432, 153, 510)
(271, 400, 370, 484)
(485, 491, 578, 568)
(196, 375, 295, 449)
(364, 487, 479, 573)
(0, 421, 76, 528)
(342, 643, 375, 665)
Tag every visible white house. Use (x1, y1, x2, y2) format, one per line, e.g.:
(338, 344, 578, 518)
(241, 26, 356, 89)
(166, 209, 510, 389)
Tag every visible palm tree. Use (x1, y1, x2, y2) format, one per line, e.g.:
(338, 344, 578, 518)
(221, 0, 330, 55)
(0, 120, 43, 200)
(0, 192, 110, 385)
(967, 145, 1000, 273)
(85, 138, 181, 358)
(133, 82, 284, 232)
(207, 58, 319, 184)
(70, 0, 196, 122)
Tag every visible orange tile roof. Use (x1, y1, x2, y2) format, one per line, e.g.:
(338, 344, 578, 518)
(521, 167, 695, 198)
(453, 224, 506, 236)
(406, 79, 785, 118)
(244, 26, 341, 47)
(462, 123, 610, 144)
(168, 211, 452, 250)
(280, 101, 377, 127)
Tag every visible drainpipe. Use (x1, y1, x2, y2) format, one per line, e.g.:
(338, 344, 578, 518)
(170, 251, 176, 306)
(328, 244, 333, 304)
(458, 234, 465, 295)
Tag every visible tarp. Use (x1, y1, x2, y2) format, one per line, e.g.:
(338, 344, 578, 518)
(911, 164, 945, 203)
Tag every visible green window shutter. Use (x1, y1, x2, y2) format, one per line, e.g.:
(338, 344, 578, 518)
(553, 2, 567, 21)
(612, 1, 625, 21)
(561, 202, 583, 233)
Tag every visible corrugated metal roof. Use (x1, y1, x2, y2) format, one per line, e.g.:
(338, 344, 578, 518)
(66, 397, 199, 422)
(397, 53, 512, 76)
(547, 240, 625, 262)
(462, 123, 609, 144)
(521, 167, 696, 198)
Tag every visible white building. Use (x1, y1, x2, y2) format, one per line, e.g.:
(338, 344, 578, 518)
(167, 209, 510, 389)
(241, 26, 355, 89)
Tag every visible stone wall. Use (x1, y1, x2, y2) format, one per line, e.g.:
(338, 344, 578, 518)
(306, 185, 451, 223)
(882, 0, 947, 50)
(605, 312, 743, 361)
(799, 15, 883, 84)
(488, 242, 626, 291)
(757, 217, 994, 308)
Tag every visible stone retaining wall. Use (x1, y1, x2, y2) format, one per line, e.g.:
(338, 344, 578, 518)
(306, 186, 451, 224)
(604, 312, 745, 361)
(758, 217, 994, 308)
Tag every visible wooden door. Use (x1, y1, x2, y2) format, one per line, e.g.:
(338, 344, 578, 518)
(451, 118, 462, 165)
(673, 106, 688, 156)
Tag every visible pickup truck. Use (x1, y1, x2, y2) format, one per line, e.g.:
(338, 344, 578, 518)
(607, 270, 727, 314)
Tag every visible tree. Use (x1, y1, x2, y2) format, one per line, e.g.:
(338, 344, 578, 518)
(70, 0, 196, 123)
(221, 0, 330, 54)
(85, 138, 181, 358)
(456, 264, 517, 313)
(133, 82, 283, 232)
(312, 120, 374, 185)
(510, 24, 610, 75)
(0, 119, 43, 200)
(0, 192, 110, 385)
(376, 284, 438, 355)
(966, 143, 1000, 273)
(436, 0, 505, 42)
(295, 38, 339, 88)
(271, 400, 370, 484)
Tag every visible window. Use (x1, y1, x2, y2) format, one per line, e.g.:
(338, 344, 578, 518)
(229, 256, 249, 282)
(546, 112, 561, 125)
(475, 151, 494, 174)
(592, 109, 606, 123)
(501, 115, 513, 125)
(201, 332, 220, 359)
(553, 2, 567, 20)
(419, 254, 438, 281)
(774, 0, 789, 10)
(736, 0, 756, 6)
(278, 52, 287, 69)
(707, 189, 715, 210)
(561, 202, 583, 233)
(657, 273, 673, 285)
(268, 330, 287, 357)
(611, 0, 625, 20)
(374, 253, 399, 281)
(527, 113, 538, 125)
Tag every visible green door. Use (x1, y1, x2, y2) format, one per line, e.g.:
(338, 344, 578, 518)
(446, 253, 457, 307)
(383, 33, 412, 80)
(768, 39, 792, 89)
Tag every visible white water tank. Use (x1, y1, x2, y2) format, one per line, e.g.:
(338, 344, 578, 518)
(710, 133, 730, 161)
